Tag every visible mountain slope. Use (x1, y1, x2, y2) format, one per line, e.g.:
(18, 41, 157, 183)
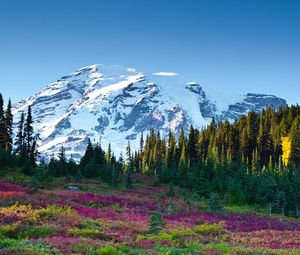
(12, 64, 287, 160)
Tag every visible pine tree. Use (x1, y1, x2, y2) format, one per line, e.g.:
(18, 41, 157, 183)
(0, 93, 5, 149)
(178, 143, 188, 187)
(154, 131, 162, 175)
(187, 125, 197, 166)
(58, 146, 67, 176)
(20, 106, 37, 175)
(290, 117, 300, 167)
(80, 139, 94, 169)
(291, 169, 300, 217)
(24, 106, 34, 157)
(106, 143, 112, 163)
(178, 128, 185, 152)
(126, 141, 133, 189)
(272, 190, 286, 215)
(14, 111, 25, 155)
(139, 132, 144, 172)
(4, 99, 13, 152)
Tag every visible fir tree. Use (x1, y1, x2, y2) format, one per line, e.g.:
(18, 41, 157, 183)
(4, 99, 13, 152)
(290, 117, 300, 167)
(24, 105, 34, 157)
(138, 132, 144, 173)
(187, 125, 197, 165)
(58, 146, 67, 176)
(154, 131, 162, 175)
(80, 139, 94, 168)
(0, 93, 5, 149)
(106, 143, 112, 163)
(15, 111, 25, 155)
(126, 141, 133, 189)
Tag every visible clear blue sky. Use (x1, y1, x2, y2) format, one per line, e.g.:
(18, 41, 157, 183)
(0, 0, 299, 104)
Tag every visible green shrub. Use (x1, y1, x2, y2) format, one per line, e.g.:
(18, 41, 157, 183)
(194, 221, 224, 236)
(157, 243, 201, 255)
(0, 224, 57, 239)
(37, 205, 74, 219)
(202, 242, 230, 253)
(207, 193, 223, 211)
(148, 210, 165, 234)
(0, 238, 19, 249)
(67, 227, 101, 237)
(96, 245, 123, 255)
(0, 238, 61, 255)
(170, 228, 195, 239)
(79, 219, 101, 230)
(138, 231, 173, 241)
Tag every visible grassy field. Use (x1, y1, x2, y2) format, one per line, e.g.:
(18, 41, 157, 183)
(0, 175, 300, 255)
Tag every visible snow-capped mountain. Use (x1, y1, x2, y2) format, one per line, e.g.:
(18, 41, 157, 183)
(12, 64, 287, 160)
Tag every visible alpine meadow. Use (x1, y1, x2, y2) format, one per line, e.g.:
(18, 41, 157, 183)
(1, 1, 300, 254)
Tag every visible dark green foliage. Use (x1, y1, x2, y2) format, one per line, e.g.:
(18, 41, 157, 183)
(4, 99, 13, 152)
(272, 190, 286, 214)
(24, 106, 34, 157)
(31, 176, 40, 193)
(207, 193, 223, 211)
(0, 95, 13, 152)
(290, 117, 300, 167)
(14, 111, 25, 161)
(129, 105, 300, 217)
(77, 140, 123, 185)
(2, 89, 300, 218)
(0, 93, 6, 150)
(166, 183, 175, 197)
(148, 210, 165, 234)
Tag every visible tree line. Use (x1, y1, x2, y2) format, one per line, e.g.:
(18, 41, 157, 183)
(130, 106, 300, 217)
(0, 93, 39, 175)
(1, 92, 300, 217)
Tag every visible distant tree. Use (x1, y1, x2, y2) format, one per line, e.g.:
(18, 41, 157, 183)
(207, 192, 223, 211)
(0, 93, 5, 149)
(136, 132, 143, 173)
(105, 143, 112, 163)
(22, 106, 37, 175)
(154, 131, 162, 175)
(15, 111, 25, 154)
(272, 190, 286, 215)
(148, 210, 165, 234)
(58, 146, 67, 176)
(187, 125, 197, 165)
(290, 117, 300, 167)
(125, 141, 133, 189)
(24, 106, 34, 157)
(4, 99, 13, 152)
(80, 139, 93, 165)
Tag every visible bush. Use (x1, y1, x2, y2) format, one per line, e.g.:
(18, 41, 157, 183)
(96, 245, 123, 255)
(194, 222, 224, 236)
(138, 231, 173, 241)
(67, 227, 101, 238)
(170, 228, 195, 239)
(166, 183, 175, 197)
(0, 238, 61, 255)
(148, 210, 165, 234)
(37, 205, 74, 219)
(0, 224, 57, 239)
(207, 193, 223, 211)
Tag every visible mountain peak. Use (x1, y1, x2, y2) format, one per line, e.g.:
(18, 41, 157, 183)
(12, 64, 287, 160)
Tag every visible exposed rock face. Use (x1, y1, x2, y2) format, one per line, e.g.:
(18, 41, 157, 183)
(221, 93, 287, 120)
(12, 64, 287, 160)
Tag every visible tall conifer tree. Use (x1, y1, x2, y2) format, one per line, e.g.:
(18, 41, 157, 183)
(4, 99, 13, 151)
(0, 93, 5, 149)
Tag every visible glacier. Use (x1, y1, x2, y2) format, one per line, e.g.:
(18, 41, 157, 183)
(12, 64, 287, 160)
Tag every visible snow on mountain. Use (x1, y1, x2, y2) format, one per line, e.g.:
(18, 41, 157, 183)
(12, 64, 288, 160)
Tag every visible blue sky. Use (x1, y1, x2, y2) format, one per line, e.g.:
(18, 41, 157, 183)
(0, 0, 300, 104)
